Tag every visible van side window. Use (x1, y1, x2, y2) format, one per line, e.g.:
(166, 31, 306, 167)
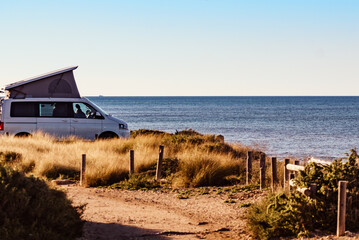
(11, 102, 37, 117)
(39, 102, 72, 117)
(73, 103, 102, 119)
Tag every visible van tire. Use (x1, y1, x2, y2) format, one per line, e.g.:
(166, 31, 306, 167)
(15, 132, 31, 137)
(98, 132, 118, 139)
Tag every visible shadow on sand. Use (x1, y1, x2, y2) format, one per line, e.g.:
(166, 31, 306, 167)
(77, 221, 183, 240)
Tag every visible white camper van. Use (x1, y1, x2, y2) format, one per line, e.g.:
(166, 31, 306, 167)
(0, 66, 130, 139)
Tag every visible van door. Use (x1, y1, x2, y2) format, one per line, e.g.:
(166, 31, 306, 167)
(70, 102, 103, 139)
(36, 102, 71, 137)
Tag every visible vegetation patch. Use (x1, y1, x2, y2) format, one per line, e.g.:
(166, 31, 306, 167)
(87, 168, 129, 187)
(111, 174, 161, 190)
(0, 130, 261, 187)
(0, 151, 22, 164)
(247, 149, 359, 239)
(131, 129, 169, 138)
(0, 164, 83, 240)
(239, 203, 251, 208)
(176, 189, 192, 199)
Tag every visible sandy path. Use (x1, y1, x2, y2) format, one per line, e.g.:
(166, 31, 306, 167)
(60, 185, 359, 240)
(61, 185, 261, 240)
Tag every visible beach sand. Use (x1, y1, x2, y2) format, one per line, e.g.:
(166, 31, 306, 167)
(61, 184, 359, 240)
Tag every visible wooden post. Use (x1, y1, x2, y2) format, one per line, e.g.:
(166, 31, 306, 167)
(271, 157, 277, 191)
(337, 181, 348, 236)
(129, 150, 134, 175)
(246, 151, 253, 185)
(294, 160, 300, 177)
(284, 158, 290, 191)
(156, 145, 164, 181)
(310, 183, 317, 198)
(260, 153, 266, 190)
(80, 154, 86, 186)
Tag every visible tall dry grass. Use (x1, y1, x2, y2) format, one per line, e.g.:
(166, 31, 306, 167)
(0, 130, 263, 187)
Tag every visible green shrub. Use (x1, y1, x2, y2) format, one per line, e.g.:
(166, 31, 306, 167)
(239, 203, 251, 208)
(0, 165, 83, 240)
(248, 192, 318, 239)
(248, 149, 359, 239)
(295, 149, 359, 232)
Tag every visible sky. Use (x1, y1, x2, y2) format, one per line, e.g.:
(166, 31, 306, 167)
(0, 0, 358, 96)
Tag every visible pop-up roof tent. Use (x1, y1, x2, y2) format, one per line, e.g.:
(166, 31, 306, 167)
(5, 66, 80, 99)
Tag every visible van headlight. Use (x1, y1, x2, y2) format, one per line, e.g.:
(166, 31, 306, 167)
(119, 123, 128, 130)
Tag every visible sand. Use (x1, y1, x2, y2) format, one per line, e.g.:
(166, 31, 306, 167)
(60, 184, 359, 240)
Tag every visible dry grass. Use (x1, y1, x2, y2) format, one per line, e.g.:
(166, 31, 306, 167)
(0, 130, 263, 187)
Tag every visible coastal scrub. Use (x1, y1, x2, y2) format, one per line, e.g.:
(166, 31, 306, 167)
(0, 129, 262, 187)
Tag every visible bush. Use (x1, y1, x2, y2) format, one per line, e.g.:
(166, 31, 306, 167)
(175, 155, 239, 187)
(248, 149, 359, 239)
(0, 151, 22, 163)
(248, 192, 319, 239)
(130, 129, 169, 138)
(0, 165, 83, 240)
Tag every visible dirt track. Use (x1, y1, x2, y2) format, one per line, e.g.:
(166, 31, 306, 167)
(61, 185, 264, 240)
(61, 185, 359, 240)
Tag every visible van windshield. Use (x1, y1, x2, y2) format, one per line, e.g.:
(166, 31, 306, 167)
(85, 98, 109, 116)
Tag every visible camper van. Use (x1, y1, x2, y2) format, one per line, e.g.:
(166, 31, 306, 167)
(0, 66, 130, 139)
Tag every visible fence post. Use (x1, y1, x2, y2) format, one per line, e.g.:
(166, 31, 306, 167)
(260, 153, 266, 190)
(310, 183, 317, 198)
(337, 181, 348, 236)
(271, 157, 277, 191)
(80, 154, 86, 186)
(129, 150, 135, 175)
(294, 160, 300, 177)
(156, 145, 164, 181)
(284, 158, 290, 191)
(246, 151, 253, 185)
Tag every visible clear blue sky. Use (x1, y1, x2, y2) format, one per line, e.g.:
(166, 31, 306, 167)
(0, 0, 358, 96)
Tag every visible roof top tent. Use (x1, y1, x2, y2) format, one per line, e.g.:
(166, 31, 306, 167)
(4, 66, 80, 99)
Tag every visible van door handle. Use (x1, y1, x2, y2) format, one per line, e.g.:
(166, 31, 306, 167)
(62, 120, 68, 122)
(73, 120, 78, 123)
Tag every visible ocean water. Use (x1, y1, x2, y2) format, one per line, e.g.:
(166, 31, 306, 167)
(87, 96, 359, 159)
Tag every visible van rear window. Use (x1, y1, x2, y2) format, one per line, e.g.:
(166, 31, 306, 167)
(11, 102, 73, 118)
(11, 102, 37, 117)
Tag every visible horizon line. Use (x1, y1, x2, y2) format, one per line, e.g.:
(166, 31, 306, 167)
(85, 95, 359, 97)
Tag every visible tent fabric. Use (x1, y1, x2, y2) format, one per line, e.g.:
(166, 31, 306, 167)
(5, 66, 80, 99)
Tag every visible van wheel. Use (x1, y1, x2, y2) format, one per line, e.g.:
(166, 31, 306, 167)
(98, 132, 118, 139)
(15, 132, 31, 137)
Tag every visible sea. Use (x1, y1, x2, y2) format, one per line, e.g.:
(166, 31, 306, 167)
(87, 96, 359, 160)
